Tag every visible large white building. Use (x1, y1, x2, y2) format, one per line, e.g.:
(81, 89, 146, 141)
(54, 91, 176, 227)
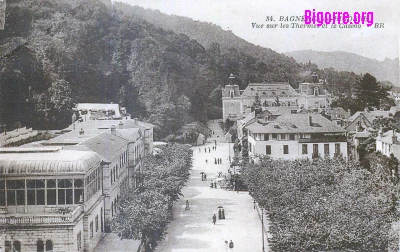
(0, 116, 154, 252)
(222, 73, 330, 121)
(245, 113, 347, 160)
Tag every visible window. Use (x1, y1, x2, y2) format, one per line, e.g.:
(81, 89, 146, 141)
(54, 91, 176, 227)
(272, 134, 277, 140)
(90, 221, 94, 239)
(37, 240, 44, 252)
(47, 179, 56, 205)
(27, 180, 45, 205)
(280, 134, 286, 140)
(249, 144, 252, 152)
(74, 179, 84, 204)
(291, 110, 297, 114)
(324, 144, 330, 155)
(302, 144, 308, 154)
(264, 134, 269, 141)
(313, 144, 319, 157)
(289, 134, 295, 140)
(266, 145, 271, 155)
(77, 232, 82, 251)
(46, 240, 53, 251)
(111, 202, 114, 217)
(14, 241, 21, 252)
(58, 179, 73, 205)
(283, 145, 289, 154)
(95, 215, 99, 232)
(0, 180, 5, 206)
(7, 180, 25, 206)
(335, 143, 341, 155)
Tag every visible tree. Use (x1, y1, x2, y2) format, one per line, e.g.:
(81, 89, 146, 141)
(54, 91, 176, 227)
(357, 73, 386, 108)
(243, 157, 399, 251)
(112, 144, 192, 249)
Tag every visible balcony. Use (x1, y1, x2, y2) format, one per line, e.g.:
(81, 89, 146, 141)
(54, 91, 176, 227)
(0, 205, 83, 225)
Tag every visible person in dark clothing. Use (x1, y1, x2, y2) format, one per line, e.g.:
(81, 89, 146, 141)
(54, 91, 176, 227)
(210, 181, 214, 188)
(204, 174, 207, 181)
(212, 214, 217, 225)
(229, 240, 234, 248)
(222, 209, 225, 219)
(185, 200, 190, 210)
(204, 147, 207, 152)
(218, 209, 222, 219)
(215, 158, 217, 164)
(214, 181, 217, 188)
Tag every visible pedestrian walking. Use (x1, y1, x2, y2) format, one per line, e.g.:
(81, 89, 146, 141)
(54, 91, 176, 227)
(204, 147, 207, 152)
(204, 174, 207, 181)
(212, 214, 217, 225)
(218, 209, 222, 219)
(225, 240, 229, 251)
(206, 159, 208, 164)
(229, 240, 234, 249)
(214, 181, 217, 188)
(199, 148, 201, 153)
(217, 158, 220, 164)
(215, 158, 217, 164)
(185, 200, 190, 210)
(210, 181, 214, 188)
(222, 209, 225, 219)
(208, 147, 211, 153)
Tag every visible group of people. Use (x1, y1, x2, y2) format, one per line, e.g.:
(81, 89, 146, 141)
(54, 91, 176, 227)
(199, 145, 217, 153)
(201, 173, 207, 181)
(212, 212, 234, 250)
(214, 157, 222, 164)
(210, 181, 217, 188)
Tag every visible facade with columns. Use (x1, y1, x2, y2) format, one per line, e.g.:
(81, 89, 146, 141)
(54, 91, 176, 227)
(222, 73, 331, 121)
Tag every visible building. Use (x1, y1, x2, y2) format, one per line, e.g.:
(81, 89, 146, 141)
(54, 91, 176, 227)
(222, 72, 330, 121)
(323, 107, 351, 127)
(0, 147, 104, 252)
(345, 107, 395, 133)
(376, 129, 400, 160)
(0, 116, 154, 251)
(74, 103, 131, 121)
(244, 113, 347, 160)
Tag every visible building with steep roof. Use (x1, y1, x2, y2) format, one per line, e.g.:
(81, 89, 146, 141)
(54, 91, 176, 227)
(222, 73, 330, 121)
(244, 113, 347, 160)
(345, 107, 396, 133)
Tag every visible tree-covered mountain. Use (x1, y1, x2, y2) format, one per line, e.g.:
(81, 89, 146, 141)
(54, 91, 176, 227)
(114, 3, 300, 71)
(285, 50, 399, 86)
(0, 0, 309, 138)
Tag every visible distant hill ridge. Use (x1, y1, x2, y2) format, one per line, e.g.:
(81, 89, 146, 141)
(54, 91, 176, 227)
(114, 3, 298, 66)
(285, 50, 399, 86)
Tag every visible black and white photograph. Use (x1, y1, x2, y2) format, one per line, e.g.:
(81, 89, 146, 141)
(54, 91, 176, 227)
(0, 0, 399, 251)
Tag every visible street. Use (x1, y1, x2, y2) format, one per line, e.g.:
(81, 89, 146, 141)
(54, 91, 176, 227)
(155, 141, 269, 251)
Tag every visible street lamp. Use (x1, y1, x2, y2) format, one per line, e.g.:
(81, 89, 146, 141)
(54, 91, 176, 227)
(262, 207, 265, 252)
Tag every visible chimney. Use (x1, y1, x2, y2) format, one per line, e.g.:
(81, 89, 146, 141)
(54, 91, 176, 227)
(364, 107, 369, 113)
(79, 128, 84, 135)
(308, 115, 312, 126)
(111, 125, 116, 135)
(134, 118, 139, 126)
(347, 109, 351, 116)
(254, 107, 262, 117)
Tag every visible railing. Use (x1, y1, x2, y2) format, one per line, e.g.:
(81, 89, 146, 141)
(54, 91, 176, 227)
(0, 206, 83, 225)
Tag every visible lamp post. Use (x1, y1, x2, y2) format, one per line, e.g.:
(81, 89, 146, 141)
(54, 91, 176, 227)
(262, 207, 265, 252)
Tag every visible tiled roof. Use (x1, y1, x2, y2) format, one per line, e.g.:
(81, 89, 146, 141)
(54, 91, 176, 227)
(325, 107, 350, 120)
(115, 128, 141, 142)
(245, 114, 346, 134)
(0, 148, 102, 175)
(241, 83, 299, 97)
(76, 103, 123, 118)
(81, 132, 128, 162)
(348, 110, 393, 124)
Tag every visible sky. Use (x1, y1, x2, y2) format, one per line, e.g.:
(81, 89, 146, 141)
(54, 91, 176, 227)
(113, 0, 400, 61)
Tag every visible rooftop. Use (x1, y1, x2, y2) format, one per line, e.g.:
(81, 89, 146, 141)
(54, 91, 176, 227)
(241, 83, 299, 97)
(245, 114, 346, 134)
(0, 148, 102, 175)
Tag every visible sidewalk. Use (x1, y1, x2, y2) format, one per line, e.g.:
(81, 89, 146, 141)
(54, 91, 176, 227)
(155, 142, 269, 251)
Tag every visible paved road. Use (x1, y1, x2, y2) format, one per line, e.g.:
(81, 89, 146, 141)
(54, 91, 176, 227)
(155, 142, 269, 251)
